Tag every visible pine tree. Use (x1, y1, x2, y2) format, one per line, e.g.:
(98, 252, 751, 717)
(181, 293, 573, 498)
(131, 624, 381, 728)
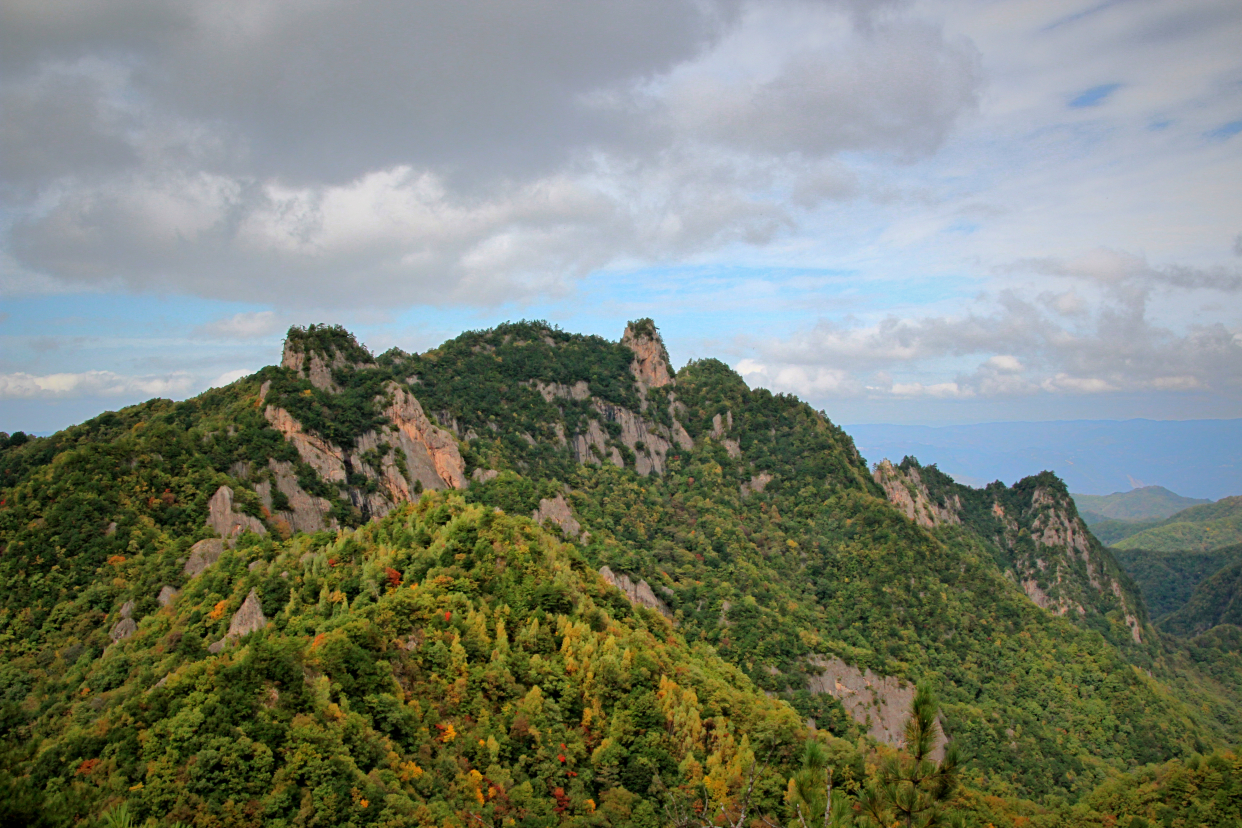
(854, 684, 961, 828)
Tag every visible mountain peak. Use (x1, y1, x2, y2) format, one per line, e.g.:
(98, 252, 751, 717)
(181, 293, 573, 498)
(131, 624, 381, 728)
(280, 324, 375, 391)
(621, 317, 673, 390)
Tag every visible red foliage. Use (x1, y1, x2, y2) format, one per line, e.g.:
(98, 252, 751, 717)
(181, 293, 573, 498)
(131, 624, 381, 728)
(384, 567, 401, 588)
(76, 758, 100, 775)
(444, 611, 452, 622)
(552, 787, 570, 814)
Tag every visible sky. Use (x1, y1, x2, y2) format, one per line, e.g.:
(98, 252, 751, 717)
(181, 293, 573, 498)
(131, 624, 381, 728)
(1, 0, 1240, 434)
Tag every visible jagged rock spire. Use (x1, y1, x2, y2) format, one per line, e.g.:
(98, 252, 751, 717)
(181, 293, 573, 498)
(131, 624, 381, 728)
(621, 318, 674, 390)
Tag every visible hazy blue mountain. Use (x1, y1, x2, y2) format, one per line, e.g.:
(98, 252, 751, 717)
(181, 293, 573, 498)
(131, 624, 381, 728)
(1072, 486, 1212, 522)
(845, 419, 1242, 500)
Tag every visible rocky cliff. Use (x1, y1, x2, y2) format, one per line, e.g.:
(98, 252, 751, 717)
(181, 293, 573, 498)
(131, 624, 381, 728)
(874, 459, 1149, 646)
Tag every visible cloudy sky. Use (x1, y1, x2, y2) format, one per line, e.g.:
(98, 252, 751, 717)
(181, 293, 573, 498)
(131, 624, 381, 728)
(1, 0, 1240, 432)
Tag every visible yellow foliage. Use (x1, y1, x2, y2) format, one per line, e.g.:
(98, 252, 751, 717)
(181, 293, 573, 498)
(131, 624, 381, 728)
(208, 600, 228, 621)
(440, 723, 457, 743)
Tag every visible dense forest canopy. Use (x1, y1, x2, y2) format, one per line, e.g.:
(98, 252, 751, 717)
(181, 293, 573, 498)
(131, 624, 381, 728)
(2, 320, 1241, 827)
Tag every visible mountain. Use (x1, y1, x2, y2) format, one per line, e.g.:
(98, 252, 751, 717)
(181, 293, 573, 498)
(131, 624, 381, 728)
(1112, 545, 1242, 621)
(1113, 496, 1242, 552)
(2, 320, 1241, 826)
(1160, 552, 1242, 637)
(1072, 486, 1211, 522)
(847, 419, 1242, 501)
(1083, 516, 1163, 546)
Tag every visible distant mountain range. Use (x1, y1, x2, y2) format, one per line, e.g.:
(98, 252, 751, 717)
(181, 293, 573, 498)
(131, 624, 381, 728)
(1072, 485, 1211, 522)
(846, 419, 1241, 501)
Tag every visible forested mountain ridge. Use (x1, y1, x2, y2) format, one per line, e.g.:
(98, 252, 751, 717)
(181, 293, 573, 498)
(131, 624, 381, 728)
(1113, 496, 1242, 552)
(1072, 486, 1211, 523)
(2, 320, 1241, 827)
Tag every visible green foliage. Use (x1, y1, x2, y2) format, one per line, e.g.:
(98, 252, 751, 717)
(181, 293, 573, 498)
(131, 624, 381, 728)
(854, 685, 960, 828)
(0, 495, 806, 827)
(284, 323, 374, 365)
(1072, 487, 1210, 523)
(4, 320, 1242, 827)
(1113, 544, 1242, 621)
(1161, 556, 1242, 636)
(1114, 496, 1242, 552)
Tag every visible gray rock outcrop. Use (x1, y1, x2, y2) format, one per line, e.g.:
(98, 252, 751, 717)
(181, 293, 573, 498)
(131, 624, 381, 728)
(599, 566, 673, 620)
(806, 655, 946, 760)
(109, 600, 137, 642)
(207, 486, 267, 541)
(740, 472, 773, 497)
(873, 460, 961, 529)
(157, 585, 179, 607)
(208, 589, 267, 654)
(184, 538, 224, 577)
(256, 460, 334, 534)
(532, 495, 583, 540)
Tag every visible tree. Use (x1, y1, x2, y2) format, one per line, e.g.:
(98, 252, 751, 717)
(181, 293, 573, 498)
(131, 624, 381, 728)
(854, 684, 961, 828)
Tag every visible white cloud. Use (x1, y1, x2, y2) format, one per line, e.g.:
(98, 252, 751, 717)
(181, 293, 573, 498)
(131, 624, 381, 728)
(207, 368, 251, 388)
(0, 370, 196, 399)
(197, 311, 283, 339)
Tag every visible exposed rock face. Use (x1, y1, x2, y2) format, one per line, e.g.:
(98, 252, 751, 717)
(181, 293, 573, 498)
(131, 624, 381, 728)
(256, 460, 335, 534)
(184, 538, 224, 577)
(533, 378, 689, 476)
(873, 460, 962, 529)
(264, 384, 465, 523)
(382, 383, 467, 491)
(532, 495, 583, 540)
(807, 655, 946, 760)
(710, 411, 742, 458)
(157, 585, 179, 607)
(228, 589, 267, 638)
(741, 472, 773, 498)
(207, 486, 268, 541)
(621, 320, 674, 392)
(282, 336, 375, 393)
(1017, 486, 1144, 643)
(472, 468, 500, 484)
(110, 617, 136, 642)
(527, 379, 591, 402)
(208, 589, 267, 654)
(263, 406, 348, 484)
(599, 566, 673, 620)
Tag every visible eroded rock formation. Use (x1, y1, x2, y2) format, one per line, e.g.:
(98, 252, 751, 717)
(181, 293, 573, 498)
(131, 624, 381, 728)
(256, 460, 335, 534)
(874, 460, 962, 528)
(532, 494, 583, 540)
(807, 655, 946, 760)
(621, 320, 674, 392)
(208, 486, 268, 542)
(208, 589, 267, 653)
(599, 566, 673, 620)
(184, 538, 224, 577)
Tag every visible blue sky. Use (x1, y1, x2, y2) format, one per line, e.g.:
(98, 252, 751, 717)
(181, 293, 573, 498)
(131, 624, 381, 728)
(1, 0, 1240, 433)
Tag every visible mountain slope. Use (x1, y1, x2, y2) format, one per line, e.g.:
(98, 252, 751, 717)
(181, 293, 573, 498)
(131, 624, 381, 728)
(0, 493, 806, 826)
(1112, 544, 1242, 621)
(1113, 496, 1242, 552)
(2, 320, 1241, 822)
(1073, 486, 1211, 522)
(1160, 551, 1242, 636)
